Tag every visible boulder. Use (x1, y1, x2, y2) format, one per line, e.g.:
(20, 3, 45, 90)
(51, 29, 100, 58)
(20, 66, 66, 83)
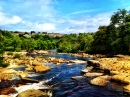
(0, 69, 18, 80)
(33, 65, 50, 73)
(16, 89, 52, 97)
(90, 75, 111, 86)
(32, 61, 42, 66)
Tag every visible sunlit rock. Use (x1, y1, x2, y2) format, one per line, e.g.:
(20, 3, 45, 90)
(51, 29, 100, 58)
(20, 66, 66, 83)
(16, 89, 52, 97)
(84, 72, 104, 77)
(33, 65, 51, 73)
(32, 61, 43, 66)
(111, 74, 130, 84)
(90, 75, 111, 86)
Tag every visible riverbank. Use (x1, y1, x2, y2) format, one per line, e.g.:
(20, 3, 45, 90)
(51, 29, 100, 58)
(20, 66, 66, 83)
(0, 51, 88, 96)
(82, 54, 130, 93)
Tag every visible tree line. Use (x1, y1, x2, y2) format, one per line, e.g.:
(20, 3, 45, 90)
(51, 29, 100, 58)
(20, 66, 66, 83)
(0, 9, 130, 58)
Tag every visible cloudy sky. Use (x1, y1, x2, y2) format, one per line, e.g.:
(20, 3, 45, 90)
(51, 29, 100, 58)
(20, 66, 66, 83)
(0, 0, 130, 33)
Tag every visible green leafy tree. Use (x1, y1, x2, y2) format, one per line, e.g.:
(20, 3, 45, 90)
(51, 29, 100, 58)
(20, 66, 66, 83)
(90, 26, 108, 53)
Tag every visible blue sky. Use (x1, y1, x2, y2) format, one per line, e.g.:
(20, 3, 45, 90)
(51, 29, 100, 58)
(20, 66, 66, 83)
(0, 0, 130, 33)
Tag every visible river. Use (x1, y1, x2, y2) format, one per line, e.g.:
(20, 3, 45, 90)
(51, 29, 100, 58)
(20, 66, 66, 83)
(22, 53, 129, 97)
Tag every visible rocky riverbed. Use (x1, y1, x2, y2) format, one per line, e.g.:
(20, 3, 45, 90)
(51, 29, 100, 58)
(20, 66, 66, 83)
(82, 54, 130, 94)
(1, 52, 130, 97)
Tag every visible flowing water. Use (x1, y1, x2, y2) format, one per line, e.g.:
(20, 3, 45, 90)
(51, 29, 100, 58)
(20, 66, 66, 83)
(11, 54, 130, 97)
(27, 54, 88, 85)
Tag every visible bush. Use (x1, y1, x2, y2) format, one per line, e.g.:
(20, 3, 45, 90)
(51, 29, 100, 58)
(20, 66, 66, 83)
(5, 46, 14, 51)
(13, 53, 20, 59)
(7, 52, 13, 55)
(0, 59, 9, 67)
(15, 48, 21, 52)
(1, 63, 9, 67)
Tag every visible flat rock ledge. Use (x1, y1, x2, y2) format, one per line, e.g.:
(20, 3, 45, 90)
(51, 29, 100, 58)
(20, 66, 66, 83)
(90, 75, 111, 86)
(86, 55, 130, 93)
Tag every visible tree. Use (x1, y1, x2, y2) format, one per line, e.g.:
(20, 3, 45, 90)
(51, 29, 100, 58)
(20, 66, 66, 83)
(12, 36, 22, 51)
(90, 26, 108, 53)
(0, 32, 5, 57)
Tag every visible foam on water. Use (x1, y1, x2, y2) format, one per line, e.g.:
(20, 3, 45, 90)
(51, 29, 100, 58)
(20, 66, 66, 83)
(10, 79, 52, 97)
(26, 73, 41, 77)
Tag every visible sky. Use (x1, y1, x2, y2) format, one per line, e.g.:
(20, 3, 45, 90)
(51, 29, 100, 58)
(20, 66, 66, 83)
(0, 0, 130, 34)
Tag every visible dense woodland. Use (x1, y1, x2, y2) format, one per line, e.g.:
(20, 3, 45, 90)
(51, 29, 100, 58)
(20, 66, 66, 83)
(0, 9, 130, 66)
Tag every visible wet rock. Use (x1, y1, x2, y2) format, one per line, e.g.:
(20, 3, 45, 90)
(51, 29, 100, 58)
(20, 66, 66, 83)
(0, 81, 12, 89)
(71, 76, 88, 82)
(87, 60, 100, 67)
(16, 89, 52, 97)
(0, 87, 17, 95)
(20, 77, 39, 83)
(124, 84, 130, 93)
(32, 61, 43, 66)
(84, 72, 104, 77)
(90, 75, 111, 86)
(81, 66, 93, 73)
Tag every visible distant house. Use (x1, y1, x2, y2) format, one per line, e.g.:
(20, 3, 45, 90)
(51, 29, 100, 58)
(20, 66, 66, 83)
(18, 32, 25, 37)
(47, 33, 63, 37)
(23, 34, 31, 38)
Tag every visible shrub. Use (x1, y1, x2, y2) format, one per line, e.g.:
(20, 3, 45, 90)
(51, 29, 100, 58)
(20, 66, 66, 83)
(1, 63, 9, 67)
(7, 52, 13, 55)
(5, 46, 14, 51)
(13, 53, 20, 59)
(0, 59, 9, 67)
(15, 48, 21, 52)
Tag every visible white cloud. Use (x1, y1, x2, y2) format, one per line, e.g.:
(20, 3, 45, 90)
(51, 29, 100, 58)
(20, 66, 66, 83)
(60, 12, 112, 33)
(0, 12, 22, 26)
(68, 20, 87, 25)
(69, 9, 98, 15)
(35, 23, 56, 31)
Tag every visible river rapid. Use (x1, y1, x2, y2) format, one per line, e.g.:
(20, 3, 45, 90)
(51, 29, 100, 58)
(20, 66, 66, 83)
(11, 54, 130, 97)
